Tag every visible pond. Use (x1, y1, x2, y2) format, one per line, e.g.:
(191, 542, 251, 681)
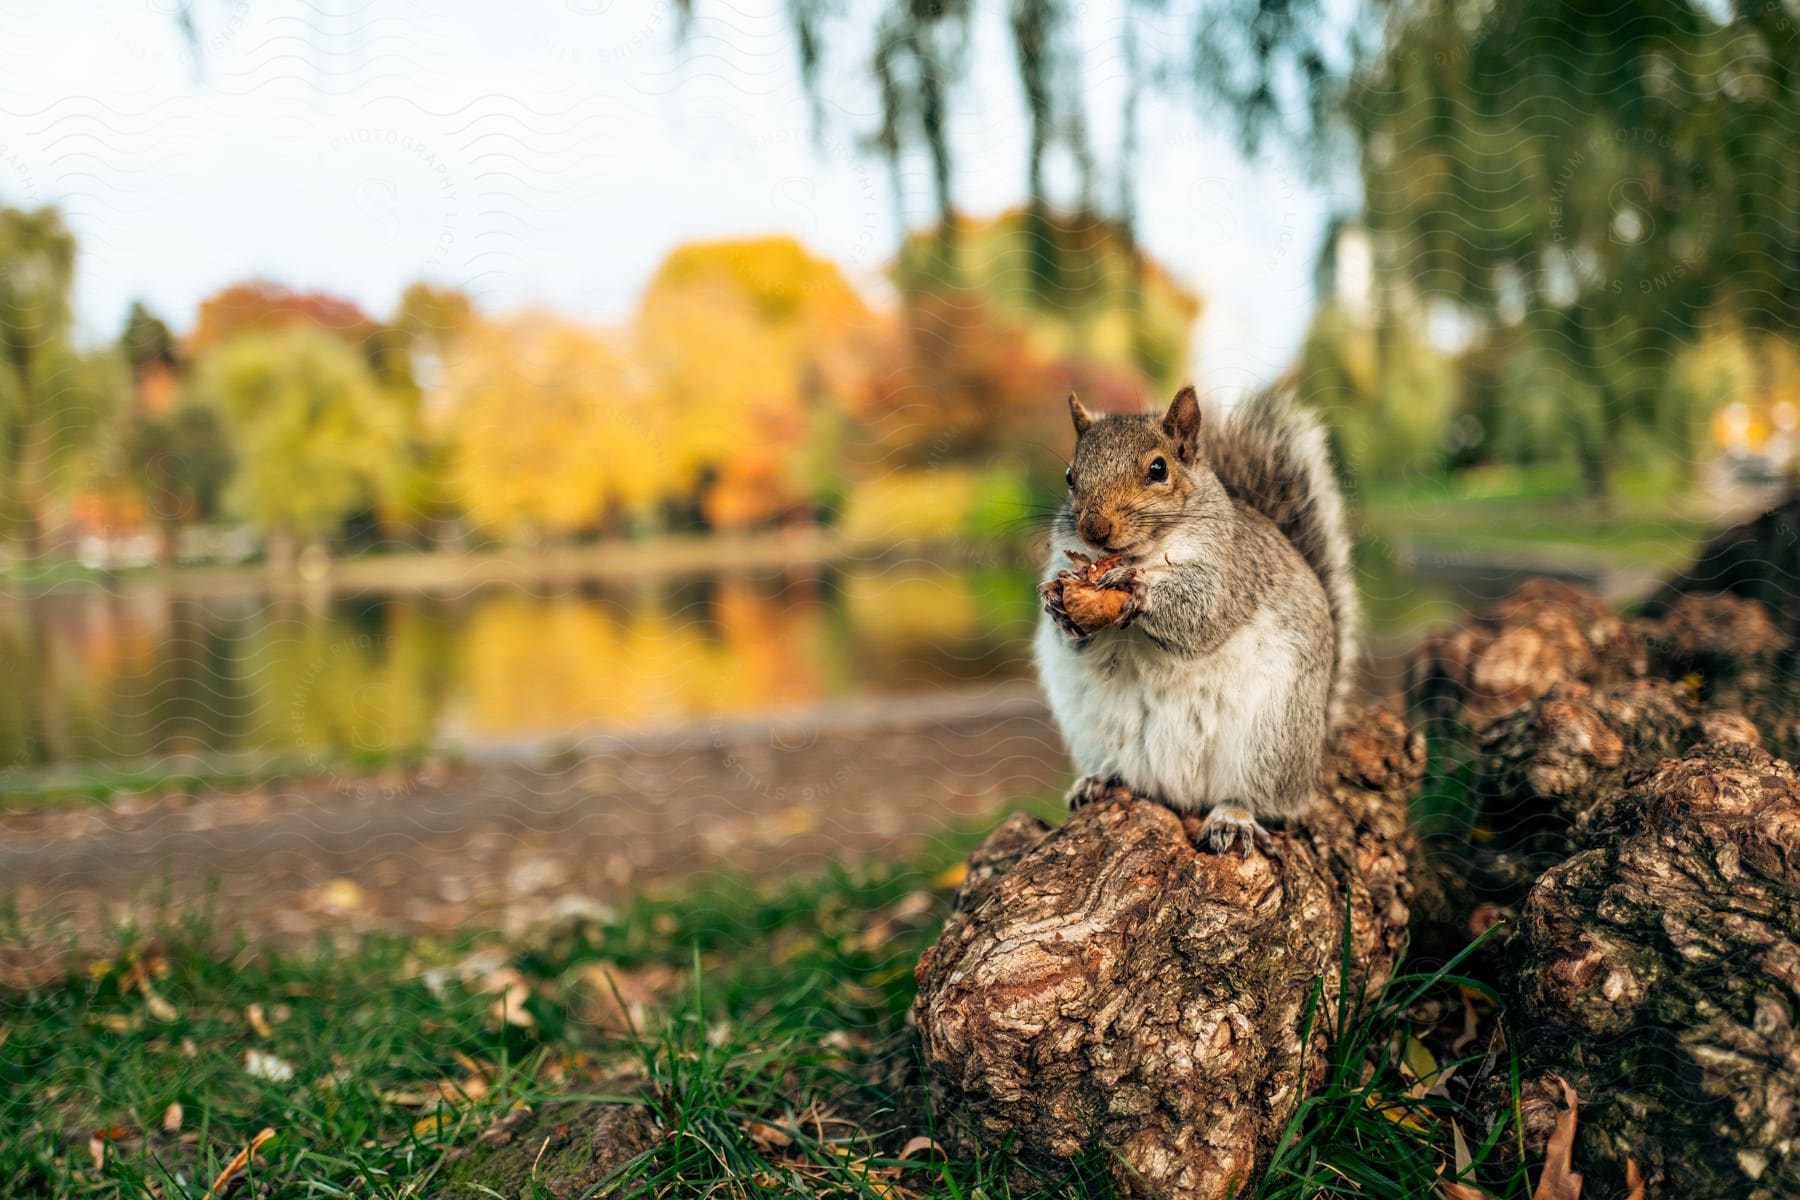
(0, 560, 1043, 777)
(0, 539, 1573, 783)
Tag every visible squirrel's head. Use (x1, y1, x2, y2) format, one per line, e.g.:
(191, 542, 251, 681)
(1063, 386, 1217, 558)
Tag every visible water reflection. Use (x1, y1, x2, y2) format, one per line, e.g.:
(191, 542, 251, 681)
(0, 561, 1042, 772)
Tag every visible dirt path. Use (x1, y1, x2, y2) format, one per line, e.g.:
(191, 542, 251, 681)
(1, 683, 1068, 982)
(1, 629, 1434, 987)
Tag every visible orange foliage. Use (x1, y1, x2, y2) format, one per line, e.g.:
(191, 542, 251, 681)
(861, 294, 1151, 465)
(188, 281, 381, 355)
(635, 237, 877, 528)
(440, 312, 665, 537)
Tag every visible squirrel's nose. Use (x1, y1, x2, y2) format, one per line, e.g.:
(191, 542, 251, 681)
(1077, 512, 1115, 549)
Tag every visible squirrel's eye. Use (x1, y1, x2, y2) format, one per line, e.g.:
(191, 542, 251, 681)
(1065, 466, 1074, 489)
(1147, 457, 1168, 483)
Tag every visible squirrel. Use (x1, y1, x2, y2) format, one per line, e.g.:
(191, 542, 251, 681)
(1034, 383, 1360, 857)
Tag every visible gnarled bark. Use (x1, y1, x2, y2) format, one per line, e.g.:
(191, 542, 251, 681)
(1405, 580, 1791, 955)
(1643, 491, 1800, 638)
(911, 709, 1421, 1200)
(1642, 591, 1799, 760)
(1508, 741, 1800, 1199)
(1407, 578, 1647, 737)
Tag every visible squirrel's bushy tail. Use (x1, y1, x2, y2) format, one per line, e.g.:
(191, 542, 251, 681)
(1201, 386, 1361, 726)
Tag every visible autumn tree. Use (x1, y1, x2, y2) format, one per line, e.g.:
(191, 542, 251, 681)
(190, 327, 407, 569)
(439, 313, 668, 540)
(894, 208, 1201, 388)
(635, 237, 876, 528)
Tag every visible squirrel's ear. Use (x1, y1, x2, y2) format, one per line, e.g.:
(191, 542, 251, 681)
(1068, 393, 1095, 436)
(1162, 386, 1202, 462)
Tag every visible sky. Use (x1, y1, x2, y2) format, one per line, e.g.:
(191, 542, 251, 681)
(0, 0, 1353, 396)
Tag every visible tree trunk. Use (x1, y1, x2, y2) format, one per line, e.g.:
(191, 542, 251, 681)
(1402, 559, 1800, 1193)
(910, 708, 1422, 1200)
(1506, 740, 1800, 1199)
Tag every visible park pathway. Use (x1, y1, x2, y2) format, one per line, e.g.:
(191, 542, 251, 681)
(1, 627, 1421, 985)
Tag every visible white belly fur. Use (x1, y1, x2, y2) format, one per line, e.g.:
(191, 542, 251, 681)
(1033, 604, 1299, 812)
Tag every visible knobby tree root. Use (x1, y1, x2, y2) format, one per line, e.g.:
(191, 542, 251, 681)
(1507, 741, 1800, 1199)
(911, 709, 1421, 1200)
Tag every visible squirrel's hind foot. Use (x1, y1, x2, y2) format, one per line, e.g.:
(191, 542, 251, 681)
(1067, 774, 1132, 812)
(1196, 805, 1282, 861)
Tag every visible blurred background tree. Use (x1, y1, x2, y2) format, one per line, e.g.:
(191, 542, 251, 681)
(190, 327, 408, 570)
(440, 313, 668, 541)
(1349, 0, 1800, 499)
(0, 207, 124, 553)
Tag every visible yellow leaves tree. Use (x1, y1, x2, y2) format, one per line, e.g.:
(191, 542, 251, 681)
(636, 237, 876, 528)
(440, 313, 667, 539)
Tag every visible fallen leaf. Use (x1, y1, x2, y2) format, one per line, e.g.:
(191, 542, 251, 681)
(1623, 1158, 1645, 1200)
(898, 1136, 941, 1160)
(1452, 986, 1486, 1054)
(576, 962, 676, 1037)
(377, 1088, 434, 1106)
(204, 1127, 274, 1199)
(745, 1119, 792, 1150)
(144, 988, 178, 1023)
(440, 1074, 489, 1103)
(479, 967, 535, 1028)
(1440, 1181, 1491, 1200)
(88, 1125, 132, 1170)
(309, 878, 365, 914)
(1531, 1075, 1582, 1200)
(162, 1102, 183, 1133)
(932, 863, 968, 890)
(246, 1004, 272, 1038)
(243, 1049, 296, 1082)
(1400, 1034, 1440, 1098)
(1451, 1120, 1473, 1176)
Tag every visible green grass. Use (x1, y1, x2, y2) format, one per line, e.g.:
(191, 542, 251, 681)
(1359, 467, 1718, 572)
(0, 746, 447, 812)
(3, 813, 1528, 1200)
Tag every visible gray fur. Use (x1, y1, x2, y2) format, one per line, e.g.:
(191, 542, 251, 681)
(1034, 384, 1360, 840)
(1198, 384, 1361, 727)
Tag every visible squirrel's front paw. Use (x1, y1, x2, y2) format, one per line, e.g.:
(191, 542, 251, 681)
(1195, 805, 1282, 861)
(1039, 575, 1091, 640)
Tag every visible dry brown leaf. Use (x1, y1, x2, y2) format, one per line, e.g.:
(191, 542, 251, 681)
(1441, 1182, 1490, 1200)
(246, 1004, 272, 1038)
(897, 1136, 941, 1160)
(1452, 986, 1486, 1054)
(1532, 1075, 1583, 1200)
(479, 967, 535, 1028)
(144, 988, 178, 1023)
(577, 963, 676, 1037)
(204, 1126, 274, 1199)
(162, 1102, 183, 1134)
(745, 1119, 792, 1150)
(1623, 1158, 1645, 1200)
(88, 1125, 132, 1170)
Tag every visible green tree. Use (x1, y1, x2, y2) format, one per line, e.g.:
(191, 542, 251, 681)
(1352, 0, 1799, 497)
(191, 327, 407, 568)
(123, 405, 233, 567)
(0, 206, 122, 552)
